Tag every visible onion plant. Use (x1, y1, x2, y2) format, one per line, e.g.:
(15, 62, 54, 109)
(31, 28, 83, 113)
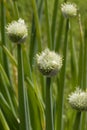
(0, 0, 87, 130)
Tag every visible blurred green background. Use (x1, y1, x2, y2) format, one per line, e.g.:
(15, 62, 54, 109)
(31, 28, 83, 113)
(0, 0, 87, 130)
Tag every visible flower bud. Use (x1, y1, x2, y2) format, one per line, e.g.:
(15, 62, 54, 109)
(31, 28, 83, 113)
(61, 2, 78, 18)
(68, 88, 87, 111)
(36, 49, 62, 77)
(6, 18, 28, 44)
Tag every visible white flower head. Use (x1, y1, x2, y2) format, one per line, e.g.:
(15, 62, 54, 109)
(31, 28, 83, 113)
(36, 48, 62, 77)
(68, 88, 87, 111)
(6, 18, 28, 44)
(61, 2, 78, 18)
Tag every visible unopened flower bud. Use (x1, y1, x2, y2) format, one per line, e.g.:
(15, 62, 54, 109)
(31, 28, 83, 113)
(36, 49, 62, 77)
(68, 88, 87, 111)
(61, 2, 78, 18)
(6, 18, 28, 44)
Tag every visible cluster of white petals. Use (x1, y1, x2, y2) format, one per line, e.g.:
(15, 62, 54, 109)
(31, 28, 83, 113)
(68, 88, 87, 111)
(36, 49, 62, 77)
(61, 2, 77, 18)
(6, 18, 28, 43)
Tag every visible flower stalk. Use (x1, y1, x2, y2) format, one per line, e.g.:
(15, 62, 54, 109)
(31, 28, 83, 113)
(44, 0, 52, 49)
(56, 19, 69, 130)
(30, 0, 42, 52)
(36, 48, 62, 130)
(46, 77, 54, 130)
(1, 0, 11, 81)
(17, 44, 27, 130)
(51, 0, 59, 49)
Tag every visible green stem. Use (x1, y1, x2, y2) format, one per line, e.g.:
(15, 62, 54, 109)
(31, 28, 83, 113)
(13, 1, 19, 19)
(44, 0, 52, 49)
(73, 112, 81, 130)
(51, 0, 59, 49)
(25, 90, 31, 130)
(83, 37, 87, 89)
(38, 0, 43, 18)
(82, 21, 87, 130)
(29, 16, 37, 67)
(69, 21, 78, 86)
(1, 0, 11, 80)
(29, 0, 43, 68)
(46, 77, 54, 130)
(83, 19, 87, 89)
(26, 77, 42, 130)
(40, 75, 46, 102)
(30, 0, 42, 52)
(78, 14, 87, 130)
(55, 15, 64, 52)
(17, 44, 28, 130)
(1, 0, 17, 117)
(13, 2, 31, 129)
(73, 14, 85, 130)
(55, 0, 68, 52)
(80, 112, 87, 130)
(56, 19, 69, 130)
(78, 14, 84, 89)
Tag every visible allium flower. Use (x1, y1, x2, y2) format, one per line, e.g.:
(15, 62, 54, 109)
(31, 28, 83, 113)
(36, 49, 62, 77)
(68, 88, 87, 111)
(61, 2, 78, 18)
(6, 18, 28, 44)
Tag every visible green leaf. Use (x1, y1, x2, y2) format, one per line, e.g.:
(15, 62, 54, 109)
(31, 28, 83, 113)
(0, 64, 10, 86)
(26, 77, 43, 130)
(0, 109, 10, 130)
(0, 93, 19, 130)
(2, 45, 17, 67)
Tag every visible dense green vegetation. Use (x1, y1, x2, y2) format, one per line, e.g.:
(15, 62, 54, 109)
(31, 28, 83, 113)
(0, 0, 87, 130)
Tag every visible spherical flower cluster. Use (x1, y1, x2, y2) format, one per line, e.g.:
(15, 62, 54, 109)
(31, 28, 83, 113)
(6, 18, 28, 44)
(36, 49, 62, 77)
(61, 2, 78, 18)
(68, 88, 87, 111)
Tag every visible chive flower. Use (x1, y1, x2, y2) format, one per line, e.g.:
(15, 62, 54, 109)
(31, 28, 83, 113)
(36, 48, 62, 77)
(6, 18, 28, 44)
(61, 2, 78, 18)
(68, 88, 87, 111)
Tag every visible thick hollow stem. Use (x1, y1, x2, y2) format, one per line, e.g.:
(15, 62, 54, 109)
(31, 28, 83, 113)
(56, 19, 69, 130)
(30, 0, 42, 52)
(17, 44, 27, 130)
(51, 0, 59, 49)
(1, 0, 11, 81)
(44, 0, 52, 49)
(46, 77, 54, 130)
